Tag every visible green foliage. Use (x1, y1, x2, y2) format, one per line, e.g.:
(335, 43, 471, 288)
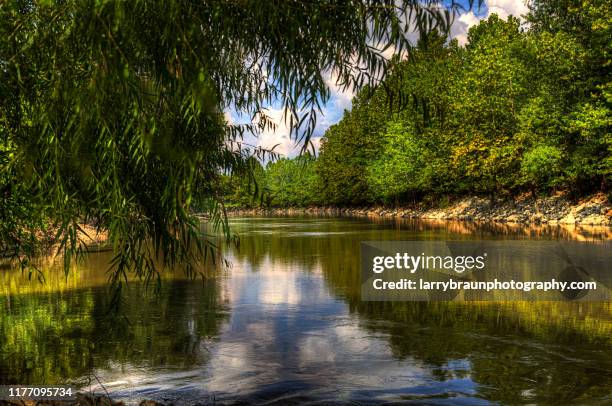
(220, 158, 267, 209)
(0, 0, 459, 285)
(448, 15, 529, 194)
(223, 155, 320, 208)
(520, 145, 564, 189)
(311, 6, 610, 205)
(368, 122, 430, 203)
(316, 89, 389, 205)
(0, 139, 45, 274)
(524, 0, 611, 191)
(228, 5, 609, 208)
(265, 155, 320, 207)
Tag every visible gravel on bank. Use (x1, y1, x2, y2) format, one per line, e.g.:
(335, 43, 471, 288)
(226, 193, 611, 227)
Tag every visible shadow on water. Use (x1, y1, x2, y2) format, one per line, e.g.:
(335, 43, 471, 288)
(0, 278, 228, 385)
(0, 216, 610, 404)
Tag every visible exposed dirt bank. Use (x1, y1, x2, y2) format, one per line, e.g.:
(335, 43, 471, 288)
(226, 192, 612, 227)
(74, 224, 109, 247)
(44, 223, 109, 251)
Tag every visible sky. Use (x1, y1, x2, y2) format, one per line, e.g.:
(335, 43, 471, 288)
(226, 0, 529, 159)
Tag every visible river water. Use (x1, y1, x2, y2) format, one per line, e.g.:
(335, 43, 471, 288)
(1, 216, 611, 404)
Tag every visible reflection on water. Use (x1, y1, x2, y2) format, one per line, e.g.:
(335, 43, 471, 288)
(1, 216, 611, 404)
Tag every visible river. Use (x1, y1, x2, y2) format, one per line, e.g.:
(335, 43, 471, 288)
(1, 216, 611, 404)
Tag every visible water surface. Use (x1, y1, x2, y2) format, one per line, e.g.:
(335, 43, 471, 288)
(1, 216, 611, 404)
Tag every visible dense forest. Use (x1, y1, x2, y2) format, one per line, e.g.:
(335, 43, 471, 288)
(224, 2, 611, 208)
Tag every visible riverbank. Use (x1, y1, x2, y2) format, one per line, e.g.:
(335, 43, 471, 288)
(46, 223, 110, 251)
(0, 393, 160, 406)
(226, 192, 611, 227)
(16, 192, 607, 259)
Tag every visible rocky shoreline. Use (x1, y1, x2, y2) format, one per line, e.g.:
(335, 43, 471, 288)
(226, 193, 612, 227)
(0, 393, 161, 406)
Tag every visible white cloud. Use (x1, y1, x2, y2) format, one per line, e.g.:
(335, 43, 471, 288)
(248, 75, 355, 157)
(450, 11, 482, 45)
(308, 136, 322, 153)
(486, 0, 529, 20)
(253, 107, 299, 157)
(323, 71, 355, 111)
(449, 0, 529, 45)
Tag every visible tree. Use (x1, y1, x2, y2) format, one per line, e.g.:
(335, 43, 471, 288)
(220, 158, 267, 209)
(0, 0, 463, 290)
(314, 5, 609, 204)
(364, 32, 457, 203)
(367, 121, 431, 203)
(316, 87, 389, 205)
(265, 155, 320, 207)
(520, 145, 563, 193)
(447, 15, 531, 197)
(526, 0, 611, 192)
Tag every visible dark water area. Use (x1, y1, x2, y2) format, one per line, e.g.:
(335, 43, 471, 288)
(1, 216, 611, 405)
